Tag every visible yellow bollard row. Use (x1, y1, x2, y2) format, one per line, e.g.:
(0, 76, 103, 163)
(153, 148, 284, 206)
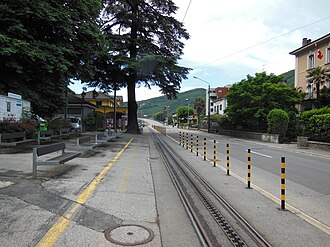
(178, 132, 286, 211)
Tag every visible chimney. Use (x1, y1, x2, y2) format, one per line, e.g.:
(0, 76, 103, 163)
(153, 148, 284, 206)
(302, 38, 308, 46)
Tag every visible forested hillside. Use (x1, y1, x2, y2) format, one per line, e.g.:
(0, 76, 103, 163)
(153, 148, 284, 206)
(137, 88, 205, 118)
(281, 69, 294, 88)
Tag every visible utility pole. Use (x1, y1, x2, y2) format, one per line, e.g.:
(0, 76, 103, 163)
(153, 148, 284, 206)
(193, 76, 211, 133)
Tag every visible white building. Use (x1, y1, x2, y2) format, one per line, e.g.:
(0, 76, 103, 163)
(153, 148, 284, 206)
(205, 88, 217, 115)
(0, 93, 31, 121)
(212, 97, 227, 115)
(206, 86, 230, 115)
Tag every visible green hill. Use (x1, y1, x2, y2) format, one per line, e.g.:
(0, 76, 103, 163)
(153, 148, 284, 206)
(281, 69, 294, 88)
(137, 88, 206, 118)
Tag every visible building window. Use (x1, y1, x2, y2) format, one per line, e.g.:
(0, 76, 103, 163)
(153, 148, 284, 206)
(6, 102, 11, 112)
(220, 105, 222, 111)
(218, 90, 222, 93)
(327, 47, 330, 64)
(308, 54, 315, 69)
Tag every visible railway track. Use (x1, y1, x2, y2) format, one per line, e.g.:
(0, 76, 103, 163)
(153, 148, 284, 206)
(152, 130, 272, 247)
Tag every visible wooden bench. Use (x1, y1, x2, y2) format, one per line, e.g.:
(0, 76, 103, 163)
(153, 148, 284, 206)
(32, 142, 80, 178)
(76, 136, 102, 151)
(37, 130, 61, 145)
(0, 131, 35, 150)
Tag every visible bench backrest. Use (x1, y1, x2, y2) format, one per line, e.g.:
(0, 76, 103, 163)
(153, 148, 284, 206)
(60, 128, 71, 134)
(78, 136, 91, 145)
(0, 131, 26, 141)
(39, 130, 53, 136)
(36, 142, 66, 156)
(96, 133, 105, 140)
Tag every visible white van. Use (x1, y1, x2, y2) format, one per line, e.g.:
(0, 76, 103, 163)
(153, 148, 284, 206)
(70, 117, 81, 131)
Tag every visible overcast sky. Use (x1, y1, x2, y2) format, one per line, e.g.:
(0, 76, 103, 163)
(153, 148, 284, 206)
(69, 0, 330, 101)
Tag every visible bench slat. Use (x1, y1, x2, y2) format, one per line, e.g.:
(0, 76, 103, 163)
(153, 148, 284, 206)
(37, 152, 81, 165)
(78, 136, 91, 144)
(1, 132, 26, 140)
(36, 143, 66, 156)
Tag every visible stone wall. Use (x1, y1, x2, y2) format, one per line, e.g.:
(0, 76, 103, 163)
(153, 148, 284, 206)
(216, 129, 279, 143)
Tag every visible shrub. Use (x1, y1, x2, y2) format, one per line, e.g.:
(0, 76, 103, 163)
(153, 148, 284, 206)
(0, 119, 38, 138)
(267, 109, 289, 141)
(84, 112, 104, 131)
(48, 118, 71, 134)
(286, 111, 298, 140)
(20, 119, 38, 138)
(304, 114, 330, 142)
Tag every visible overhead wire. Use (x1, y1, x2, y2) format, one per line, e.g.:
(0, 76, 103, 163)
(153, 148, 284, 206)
(182, 0, 193, 22)
(193, 15, 330, 70)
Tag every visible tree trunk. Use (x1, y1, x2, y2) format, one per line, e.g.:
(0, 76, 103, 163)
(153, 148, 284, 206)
(126, 1, 140, 134)
(126, 78, 140, 133)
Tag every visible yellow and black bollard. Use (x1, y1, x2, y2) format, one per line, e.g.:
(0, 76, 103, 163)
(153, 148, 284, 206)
(186, 132, 188, 150)
(226, 143, 230, 175)
(196, 136, 199, 156)
(213, 140, 216, 167)
(191, 134, 193, 152)
(281, 157, 286, 210)
(179, 132, 181, 145)
(203, 138, 207, 161)
(247, 149, 251, 188)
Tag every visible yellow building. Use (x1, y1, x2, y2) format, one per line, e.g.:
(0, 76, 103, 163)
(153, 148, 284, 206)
(289, 33, 330, 110)
(80, 90, 128, 128)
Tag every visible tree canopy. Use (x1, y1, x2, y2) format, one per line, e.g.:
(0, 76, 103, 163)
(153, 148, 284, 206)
(306, 66, 329, 106)
(91, 0, 190, 133)
(225, 72, 303, 132)
(0, 0, 104, 116)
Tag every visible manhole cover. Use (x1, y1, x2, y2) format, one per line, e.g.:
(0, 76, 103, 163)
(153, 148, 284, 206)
(104, 224, 154, 246)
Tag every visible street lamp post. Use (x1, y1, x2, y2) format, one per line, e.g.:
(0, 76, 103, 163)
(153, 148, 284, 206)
(186, 98, 189, 130)
(193, 76, 211, 133)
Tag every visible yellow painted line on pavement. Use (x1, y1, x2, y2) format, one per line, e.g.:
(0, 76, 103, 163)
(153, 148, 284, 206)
(36, 138, 133, 247)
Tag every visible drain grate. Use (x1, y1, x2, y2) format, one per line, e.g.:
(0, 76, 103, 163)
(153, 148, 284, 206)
(104, 224, 154, 246)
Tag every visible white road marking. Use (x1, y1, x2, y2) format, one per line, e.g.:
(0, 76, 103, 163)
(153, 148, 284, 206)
(248, 150, 272, 158)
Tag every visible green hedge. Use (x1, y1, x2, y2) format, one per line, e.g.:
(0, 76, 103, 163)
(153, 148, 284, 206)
(304, 114, 330, 142)
(301, 108, 330, 142)
(267, 109, 289, 140)
(301, 107, 330, 121)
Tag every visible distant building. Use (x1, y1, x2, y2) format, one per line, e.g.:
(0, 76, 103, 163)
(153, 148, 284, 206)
(78, 90, 128, 129)
(289, 33, 330, 110)
(212, 97, 227, 115)
(0, 92, 31, 121)
(206, 86, 229, 115)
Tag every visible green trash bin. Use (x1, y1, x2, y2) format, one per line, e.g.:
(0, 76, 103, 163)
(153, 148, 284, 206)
(39, 122, 47, 131)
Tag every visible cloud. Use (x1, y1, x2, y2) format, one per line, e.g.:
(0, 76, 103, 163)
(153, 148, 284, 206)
(175, 0, 330, 90)
(71, 0, 330, 101)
